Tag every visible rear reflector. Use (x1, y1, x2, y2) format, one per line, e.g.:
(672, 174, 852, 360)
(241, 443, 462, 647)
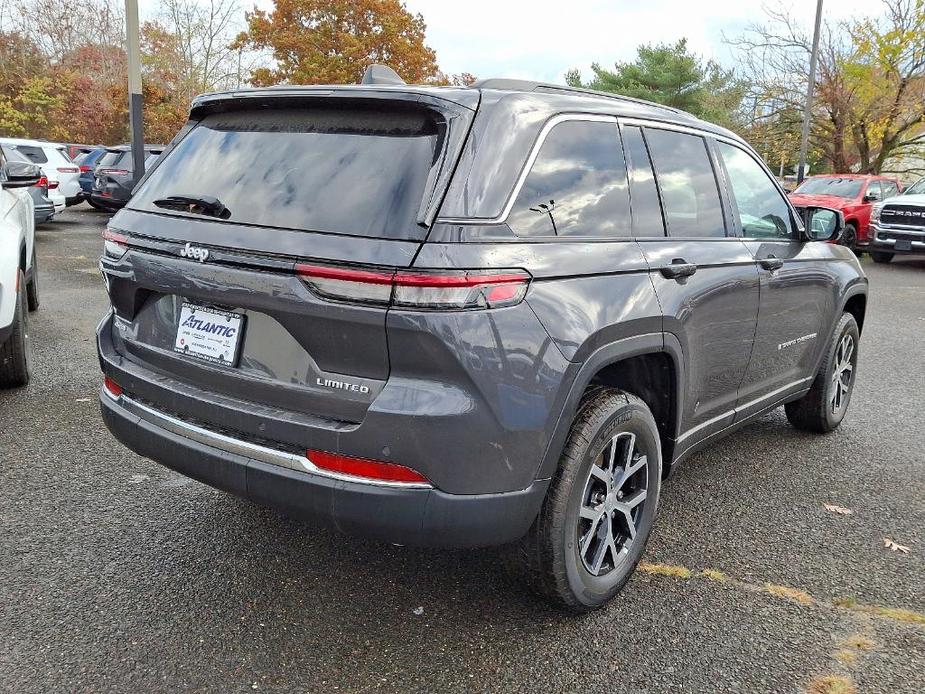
(295, 264, 530, 310)
(306, 450, 431, 485)
(47, 180, 59, 189)
(102, 228, 128, 259)
(103, 376, 123, 398)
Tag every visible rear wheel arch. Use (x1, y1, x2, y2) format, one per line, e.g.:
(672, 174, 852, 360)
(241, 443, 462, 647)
(535, 334, 683, 482)
(843, 292, 866, 335)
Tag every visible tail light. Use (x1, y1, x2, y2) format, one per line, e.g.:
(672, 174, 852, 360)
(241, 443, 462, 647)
(103, 375, 123, 398)
(295, 263, 530, 310)
(79, 165, 92, 172)
(48, 180, 59, 189)
(57, 166, 79, 174)
(306, 449, 431, 486)
(102, 228, 129, 259)
(36, 176, 48, 190)
(98, 168, 130, 176)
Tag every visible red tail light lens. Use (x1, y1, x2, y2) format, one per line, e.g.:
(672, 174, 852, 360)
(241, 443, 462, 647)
(102, 228, 129, 259)
(36, 176, 48, 189)
(47, 180, 59, 189)
(57, 166, 79, 174)
(79, 165, 92, 172)
(295, 264, 530, 310)
(306, 449, 431, 486)
(103, 376, 123, 398)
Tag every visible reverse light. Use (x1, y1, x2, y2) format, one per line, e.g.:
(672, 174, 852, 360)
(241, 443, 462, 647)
(103, 376, 123, 398)
(306, 449, 431, 486)
(295, 263, 531, 310)
(102, 228, 129, 259)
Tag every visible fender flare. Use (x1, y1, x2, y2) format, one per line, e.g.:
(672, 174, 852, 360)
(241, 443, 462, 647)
(533, 332, 685, 481)
(808, 280, 868, 379)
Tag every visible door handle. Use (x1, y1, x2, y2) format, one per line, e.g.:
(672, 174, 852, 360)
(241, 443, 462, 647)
(660, 259, 697, 280)
(759, 256, 784, 271)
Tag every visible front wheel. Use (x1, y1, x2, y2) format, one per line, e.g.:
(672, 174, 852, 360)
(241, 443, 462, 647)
(509, 388, 661, 612)
(785, 313, 859, 433)
(871, 251, 894, 264)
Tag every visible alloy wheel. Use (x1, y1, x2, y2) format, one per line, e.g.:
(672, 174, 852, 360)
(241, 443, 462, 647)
(577, 432, 648, 577)
(830, 333, 855, 414)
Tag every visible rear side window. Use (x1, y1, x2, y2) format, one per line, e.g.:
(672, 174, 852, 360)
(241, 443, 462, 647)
(506, 119, 630, 238)
(131, 107, 441, 240)
(13, 145, 48, 164)
(645, 128, 725, 238)
(622, 126, 665, 237)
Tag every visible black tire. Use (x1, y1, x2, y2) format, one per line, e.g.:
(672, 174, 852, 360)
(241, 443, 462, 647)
(843, 222, 858, 253)
(26, 247, 40, 312)
(508, 387, 661, 612)
(785, 313, 859, 433)
(871, 251, 894, 264)
(0, 270, 32, 388)
(87, 198, 109, 211)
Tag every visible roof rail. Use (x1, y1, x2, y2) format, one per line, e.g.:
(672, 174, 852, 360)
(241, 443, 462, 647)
(469, 78, 682, 114)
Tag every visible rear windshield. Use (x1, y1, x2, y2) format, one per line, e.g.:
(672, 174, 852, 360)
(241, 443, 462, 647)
(98, 151, 121, 168)
(12, 145, 48, 164)
(129, 107, 441, 240)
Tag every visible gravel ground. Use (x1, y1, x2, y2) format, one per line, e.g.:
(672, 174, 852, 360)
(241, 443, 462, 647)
(1, 205, 923, 693)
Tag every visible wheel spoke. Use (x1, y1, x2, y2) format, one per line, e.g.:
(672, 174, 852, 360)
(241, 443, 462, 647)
(580, 513, 603, 556)
(580, 504, 604, 522)
(843, 338, 854, 364)
(622, 488, 647, 509)
(588, 464, 610, 488)
(605, 435, 619, 474)
(589, 525, 611, 574)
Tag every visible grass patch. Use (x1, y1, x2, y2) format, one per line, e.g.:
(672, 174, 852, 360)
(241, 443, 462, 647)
(841, 634, 875, 651)
(806, 674, 856, 694)
(700, 568, 727, 582)
(833, 649, 857, 665)
(833, 598, 925, 625)
(637, 561, 692, 579)
(765, 583, 815, 606)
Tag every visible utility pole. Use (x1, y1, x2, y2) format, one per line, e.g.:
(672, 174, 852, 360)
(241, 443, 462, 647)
(125, 0, 145, 186)
(797, 0, 823, 184)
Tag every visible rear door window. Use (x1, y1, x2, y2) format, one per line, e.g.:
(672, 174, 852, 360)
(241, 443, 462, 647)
(130, 107, 443, 240)
(621, 126, 665, 237)
(644, 128, 726, 238)
(506, 118, 630, 238)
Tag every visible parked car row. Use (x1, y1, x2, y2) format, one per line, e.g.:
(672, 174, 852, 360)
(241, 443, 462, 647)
(0, 138, 167, 221)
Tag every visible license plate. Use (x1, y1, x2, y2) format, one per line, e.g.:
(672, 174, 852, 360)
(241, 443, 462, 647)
(895, 239, 912, 251)
(174, 303, 244, 366)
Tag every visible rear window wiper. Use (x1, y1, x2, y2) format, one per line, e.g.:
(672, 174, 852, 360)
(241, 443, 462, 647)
(152, 194, 231, 220)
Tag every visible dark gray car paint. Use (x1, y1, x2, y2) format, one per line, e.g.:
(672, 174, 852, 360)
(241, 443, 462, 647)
(98, 82, 867, 546)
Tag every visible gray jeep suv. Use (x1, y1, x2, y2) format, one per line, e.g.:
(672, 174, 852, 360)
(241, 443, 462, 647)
(97, 68, 868, 611)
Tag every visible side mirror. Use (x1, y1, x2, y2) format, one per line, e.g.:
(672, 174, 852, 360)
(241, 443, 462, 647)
(862, 194, 879, 203)
(1, 161, 41, 189)
(797, 206, 845, 242)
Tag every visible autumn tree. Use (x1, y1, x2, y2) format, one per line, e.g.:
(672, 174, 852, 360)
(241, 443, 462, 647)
(566, 39, 747, 130)
(233, 0, 441, 85)
(729, 0, 925, 175)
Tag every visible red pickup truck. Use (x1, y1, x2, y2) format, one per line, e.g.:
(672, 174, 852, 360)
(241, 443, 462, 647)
(788, 174, 902, 253)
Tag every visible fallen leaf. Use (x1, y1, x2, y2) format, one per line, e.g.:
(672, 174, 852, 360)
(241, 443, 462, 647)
(75, 398, 91, 403)
(824, 503, 853, 515)
(883, 538, 910, 554)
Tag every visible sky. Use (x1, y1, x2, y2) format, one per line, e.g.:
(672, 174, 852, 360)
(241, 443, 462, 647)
(138, 0, 875, 83)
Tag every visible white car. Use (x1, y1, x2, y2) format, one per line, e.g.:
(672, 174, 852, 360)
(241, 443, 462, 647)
(0, 137, 82, 207)
(0, 149, 41, 387)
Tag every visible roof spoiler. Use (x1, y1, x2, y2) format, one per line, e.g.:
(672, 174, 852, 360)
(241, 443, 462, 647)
(361, 64, 405, 86)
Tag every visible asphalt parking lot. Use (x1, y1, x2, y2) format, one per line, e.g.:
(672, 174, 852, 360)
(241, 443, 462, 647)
(1, 205, 923, 693)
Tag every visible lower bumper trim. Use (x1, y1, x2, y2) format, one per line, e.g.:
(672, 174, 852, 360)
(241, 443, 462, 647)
(100, 391, 548, 548)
